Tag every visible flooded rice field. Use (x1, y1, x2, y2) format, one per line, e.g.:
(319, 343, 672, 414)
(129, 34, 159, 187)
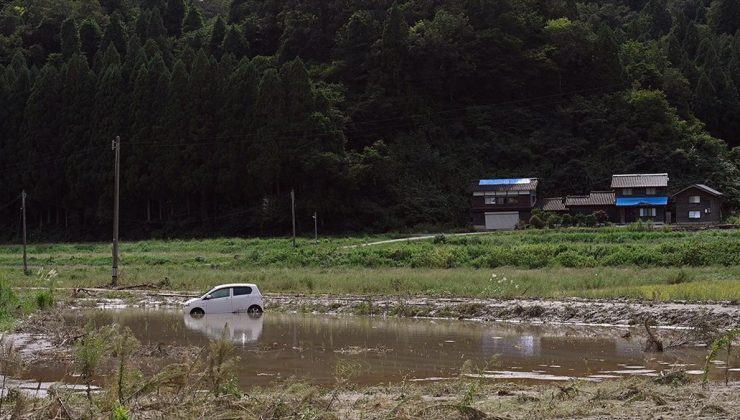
(17, 309, 740, 388)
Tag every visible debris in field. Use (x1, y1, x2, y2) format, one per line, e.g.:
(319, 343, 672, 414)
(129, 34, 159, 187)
(643, 318, 664, 352)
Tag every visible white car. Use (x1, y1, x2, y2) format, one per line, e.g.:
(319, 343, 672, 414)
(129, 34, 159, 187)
(183, 283, 264, 316)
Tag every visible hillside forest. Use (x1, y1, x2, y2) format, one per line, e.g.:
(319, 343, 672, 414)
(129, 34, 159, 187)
(0, 0, 739, 239)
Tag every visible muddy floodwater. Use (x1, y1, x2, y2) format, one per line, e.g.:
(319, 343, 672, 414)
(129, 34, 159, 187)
(21, 309, 740, 387)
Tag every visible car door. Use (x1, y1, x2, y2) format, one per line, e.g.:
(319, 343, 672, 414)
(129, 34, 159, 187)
(231, 286, 253, 312)
(205, 287, 232, 314)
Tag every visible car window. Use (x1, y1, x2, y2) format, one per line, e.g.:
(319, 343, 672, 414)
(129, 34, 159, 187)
(233, 286, 252, 296)
(210, 288, 230, 299)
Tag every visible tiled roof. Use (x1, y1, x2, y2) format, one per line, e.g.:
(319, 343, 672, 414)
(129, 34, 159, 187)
(539, 197, 567, 211)
(565, 191, 615, 206)
(472, 178, 539, 192)
(611, 173, 668, 188)
(673, 184, 723, 197)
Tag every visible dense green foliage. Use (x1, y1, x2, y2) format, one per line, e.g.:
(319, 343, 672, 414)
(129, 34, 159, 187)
(1, 0, 739, 239)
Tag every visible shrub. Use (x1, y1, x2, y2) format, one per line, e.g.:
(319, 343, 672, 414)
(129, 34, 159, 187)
(546, 213, 562, 228)
(556, 251, 597, 268)
(561, 214, 573, 227)
(433, 234, 448, 244)
(529, 215, 545, 229)
(34, 290, 54, 310)
(593, 210, 609, 224)
(584, 214, 597, 227)
(574, 213, 586, 226)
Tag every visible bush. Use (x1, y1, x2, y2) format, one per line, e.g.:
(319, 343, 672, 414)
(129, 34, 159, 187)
(593, 210, 609, 224)
(556, 251, 597, 268)
(573, 213, 586, 226)
(584, 214, 597, 227)
(433, 234, 447, 244)
(561, 214, 573, 227)
(529, 215, 545, 229)
(35, 290, 54, 310)
(546, 213, 562, 228)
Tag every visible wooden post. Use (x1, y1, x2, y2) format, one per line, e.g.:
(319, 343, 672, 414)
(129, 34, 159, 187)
(291, 189, 296, 248)
(21, 190, 27, 275)
(112, 136, 120, 287)
(313, 211, 318, 243)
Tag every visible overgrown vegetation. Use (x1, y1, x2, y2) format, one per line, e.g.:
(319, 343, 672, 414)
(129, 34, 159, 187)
(0, 230, 738, 301)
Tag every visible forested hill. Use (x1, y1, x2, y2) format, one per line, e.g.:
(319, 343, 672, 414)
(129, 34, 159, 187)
(1, 0, 739, 239)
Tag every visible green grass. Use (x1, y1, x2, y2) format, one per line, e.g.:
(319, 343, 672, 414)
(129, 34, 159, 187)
(0, 229, 738, 302)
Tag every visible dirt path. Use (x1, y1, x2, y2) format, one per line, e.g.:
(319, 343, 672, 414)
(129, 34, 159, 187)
(340, 231, 493, 248)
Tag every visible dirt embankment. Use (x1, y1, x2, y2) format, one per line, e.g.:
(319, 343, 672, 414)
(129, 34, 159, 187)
(266, 295, 740, 329)
(29, 287, 740, 329)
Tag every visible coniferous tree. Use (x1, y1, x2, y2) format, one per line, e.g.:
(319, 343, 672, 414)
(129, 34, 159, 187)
(102, 11, 128, 55)
(61, 18, 81, 59)
(376, 2, 409, 95)
(147, 7, 167, 40)
(221, 25, 248, 57)
(183, 2, 204, 33)
(79, 19, 102, 62)
(135, 10, 151, 39)
(709, 0, 740, 35)
(24, 64, 64, 206)
(163, 0, 186, 37)
(210, 17, 227, 56)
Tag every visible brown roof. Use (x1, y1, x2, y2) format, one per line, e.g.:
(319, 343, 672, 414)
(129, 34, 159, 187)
(472, 178, 539, 192)
(673, 184, 723, 197)
(565, 191, 615, 206)
(611, 173, 668, 188)
(539, 197, 567, 211)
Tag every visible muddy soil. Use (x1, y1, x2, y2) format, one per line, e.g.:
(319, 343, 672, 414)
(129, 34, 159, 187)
(266, 295, 740, 329)
(48, 287, 740, 328)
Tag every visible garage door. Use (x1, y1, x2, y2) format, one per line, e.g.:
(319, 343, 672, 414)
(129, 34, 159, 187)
(484, 212, 519, 230)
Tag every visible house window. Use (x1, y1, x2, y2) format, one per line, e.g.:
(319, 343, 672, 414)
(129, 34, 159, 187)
(639, 208, 656, 217)
(688, 195, 700, 204)
(504, 197, 518, 204)
(704, 208, 711, 214)
(485, 197, 497, 205)
(646, 187, 656, 195)
(623, 188, 632, 195)
(689, 211, 701, 219)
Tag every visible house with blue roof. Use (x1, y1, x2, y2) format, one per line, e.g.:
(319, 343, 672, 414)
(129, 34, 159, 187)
(611, 173, 670, 224)
(471, 178, 539, 230)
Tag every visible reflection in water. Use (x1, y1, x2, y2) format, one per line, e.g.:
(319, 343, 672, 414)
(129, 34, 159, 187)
(56, 310, 738, 387)
(183, 313, 263, 345)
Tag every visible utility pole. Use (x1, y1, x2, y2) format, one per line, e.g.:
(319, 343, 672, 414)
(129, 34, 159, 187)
(21, 190, 27, 275)
(291, 189, 296, 248)
(313, 212, 318, 243)
(112, 136, 120, 286)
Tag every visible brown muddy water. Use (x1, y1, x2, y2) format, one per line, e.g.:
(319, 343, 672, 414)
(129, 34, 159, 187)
(18, 309, 740, 388)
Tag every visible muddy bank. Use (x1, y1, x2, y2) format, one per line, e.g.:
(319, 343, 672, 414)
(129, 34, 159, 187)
(266, 295, 740, 329)
(36, 287, 740, 328)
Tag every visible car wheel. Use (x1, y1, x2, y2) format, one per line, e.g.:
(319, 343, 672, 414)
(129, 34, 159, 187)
(247, 305, 263, 317)
(190, 308, 205, 318)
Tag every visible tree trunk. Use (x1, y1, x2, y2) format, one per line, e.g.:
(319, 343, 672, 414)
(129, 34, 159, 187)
(146, 199, 151, 222)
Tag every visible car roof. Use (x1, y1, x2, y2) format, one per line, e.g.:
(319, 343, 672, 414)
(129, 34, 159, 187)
(209, 283, 259, 289)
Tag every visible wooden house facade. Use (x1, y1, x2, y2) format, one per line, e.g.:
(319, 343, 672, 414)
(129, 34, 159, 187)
(612, 174, 669, 224)
(672, 184, 723, 224)
(471, 178, 538, 230)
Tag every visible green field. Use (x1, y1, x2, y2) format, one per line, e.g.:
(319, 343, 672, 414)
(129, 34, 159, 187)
(1, 228, 739, 302)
